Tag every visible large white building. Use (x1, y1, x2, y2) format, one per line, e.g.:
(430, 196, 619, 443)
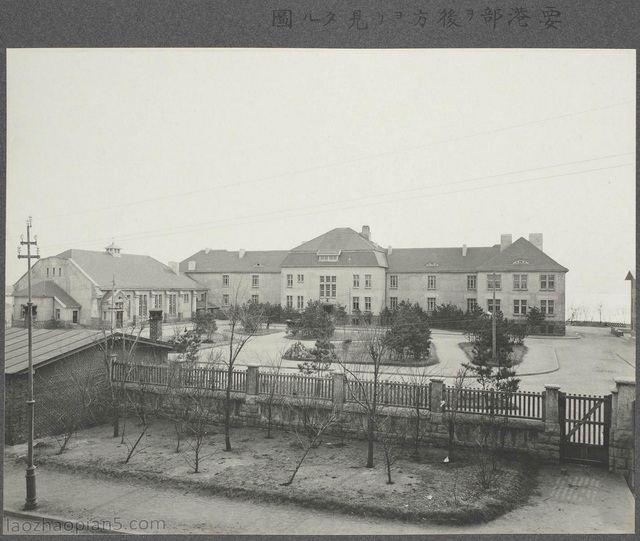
(181, 226, 569, 334)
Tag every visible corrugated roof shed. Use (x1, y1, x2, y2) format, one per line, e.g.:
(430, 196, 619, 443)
(180, 250, 288, 273)
(13, 281, 82, 307)
(4, 328, 173, 375)
(57, 249, 207, 290)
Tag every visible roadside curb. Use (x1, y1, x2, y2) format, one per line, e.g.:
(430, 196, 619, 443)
(3, 509, 139, 535)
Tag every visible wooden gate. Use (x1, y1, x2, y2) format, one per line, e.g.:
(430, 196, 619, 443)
(559, 392, 611, 466)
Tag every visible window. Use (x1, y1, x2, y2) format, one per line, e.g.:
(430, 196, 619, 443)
(188, 261, 196, 271)
(126, 295, 131, 318)
(319, 276, 336, 298)
(297, 296, 304, 310)
(318, 255, 339, 262)
(390, 275, 398, 289)
(487, 274, 501, 290)
(59, 268, 62, 276)
(183, 293, 189, 303)
(467, 298, 477, 312)
(251, 294, 259, 304)
(103, 311, 107, 320)
(153, 294, 163, 309)
(353, 275, 360, 288)
(540, 274, 555, 291)
(390, 297, 398, 310)
(52, 268, 55, 277)
(72, 310, 78, 324)
(55, 308, 61, 320)
(252, 275, 259, 288)
(352, 297, 360, 312)
(487, 299, 501, 313)
(46, 268, 49, 277)
(467, 275, 477, 290)
(200, 293, 206, 301)
(168, 294, 177, 316)
(427, 297, 436, 312)
(427, 275, 437, 290)
(513, 274, 528, 290)
(365, 275, 371, 289)
(365, 297, 371, 311)
(139, 295, 148, 317)
(286, 295, 293, 309)
(540, 300, 555, 316)
(297, 274, 304, 284)
(513, 299, 528, 316)
(223, 294, 230, 306)
(287, 274, 293, 288)
(222, 275, 229, 287)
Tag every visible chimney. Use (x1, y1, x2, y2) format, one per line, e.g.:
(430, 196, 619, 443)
(168, 261, 179, 274)
(529, 233, 543, 252)
(239, 249, 246, 259)
(462, 244, 467, 257)
(387, 245, 393, 255)
(149, 309, 163, 341)
(361, 225, 371, 241)
(500, 234, 512, 252)
(205, 247, 211, 255)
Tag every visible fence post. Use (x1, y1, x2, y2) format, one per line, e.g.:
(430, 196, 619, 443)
(543, 384, 560, 425)
(332, 372, 345, 404)
(246, 364, 260, 396)
(429, 378, 445, 412)
(609, 378, 635, 482)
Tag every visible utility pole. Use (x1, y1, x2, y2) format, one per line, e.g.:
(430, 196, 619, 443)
(17, 216, 40, 510)
(491, 272, 497, 365)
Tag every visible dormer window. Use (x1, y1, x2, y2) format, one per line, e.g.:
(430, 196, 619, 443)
(253, 263, 264, 267)
(424, 262, 439, 267)
(318, 254, 339, 262)
(513, 260, 530, 265)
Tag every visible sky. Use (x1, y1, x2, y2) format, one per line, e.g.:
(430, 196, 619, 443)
(5, 48, 636, 321)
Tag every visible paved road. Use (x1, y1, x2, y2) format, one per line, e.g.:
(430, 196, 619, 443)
(196, 326, 634, 396)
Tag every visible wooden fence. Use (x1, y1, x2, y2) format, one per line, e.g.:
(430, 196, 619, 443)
(444, 386, 543, 420)
(111, 361, 542, 419)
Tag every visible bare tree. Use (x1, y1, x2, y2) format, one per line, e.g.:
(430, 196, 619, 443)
(260, 349, 286, 439)
(441, 366, 469, 463)
(280, 396, 338, 486)
(375, 411, 402, 484)
(176, 384, 218, 473)
(217, 298, 265, 452)
(339, 323, 389, 468)
(398, 364, 434, 458)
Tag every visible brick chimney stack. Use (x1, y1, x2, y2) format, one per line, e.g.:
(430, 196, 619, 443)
(361, 225, 371, 241)
(529, 233, 543, 252)
(500, 234, 512, 252)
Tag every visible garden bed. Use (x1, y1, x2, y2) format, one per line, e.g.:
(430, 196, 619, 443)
(6, 420, 537, 526)
(458, 342, 528, 365)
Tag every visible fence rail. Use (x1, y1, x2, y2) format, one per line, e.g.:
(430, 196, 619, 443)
(111, 362, 543, 420)
(259, 372, 333, 400)
(444, 386, 543, 420)
(345, 379, 430, 409)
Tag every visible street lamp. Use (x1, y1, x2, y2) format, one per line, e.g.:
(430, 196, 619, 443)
(17, 216, 39, 509)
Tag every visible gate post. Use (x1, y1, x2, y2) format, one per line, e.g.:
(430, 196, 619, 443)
(543, 384, 562, 462)
(609, 378, 635, 484)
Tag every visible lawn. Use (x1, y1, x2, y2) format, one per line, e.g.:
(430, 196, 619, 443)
(6, 419, 537, 525)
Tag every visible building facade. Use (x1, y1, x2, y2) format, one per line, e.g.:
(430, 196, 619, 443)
(12, 243, 208, 328)
(181, 226, 569, 333)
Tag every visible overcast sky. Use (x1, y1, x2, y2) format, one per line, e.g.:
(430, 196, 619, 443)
(6, 48, 635, 321)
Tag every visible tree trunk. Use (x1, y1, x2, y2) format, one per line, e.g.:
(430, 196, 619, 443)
(366, 416, 375, 468)
(224, 370, 232, 452)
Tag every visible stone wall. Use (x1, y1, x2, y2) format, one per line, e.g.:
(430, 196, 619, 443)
(609, 378, 635, 492)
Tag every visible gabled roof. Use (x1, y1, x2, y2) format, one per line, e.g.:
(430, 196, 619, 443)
(476, 237, 568, 272)
(56, 249, 207, 290)
(4, 328, 174, 375)
(387, 246, 500, 273)
(291, 228, 384, 253)
(180, 250, 288, 273)
(625, 271, 635, 281)
(13, 281, 81, 308)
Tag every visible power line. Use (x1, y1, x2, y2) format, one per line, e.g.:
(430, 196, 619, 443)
(16, 100, 633, 225)
(44, 159, 632, 251)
